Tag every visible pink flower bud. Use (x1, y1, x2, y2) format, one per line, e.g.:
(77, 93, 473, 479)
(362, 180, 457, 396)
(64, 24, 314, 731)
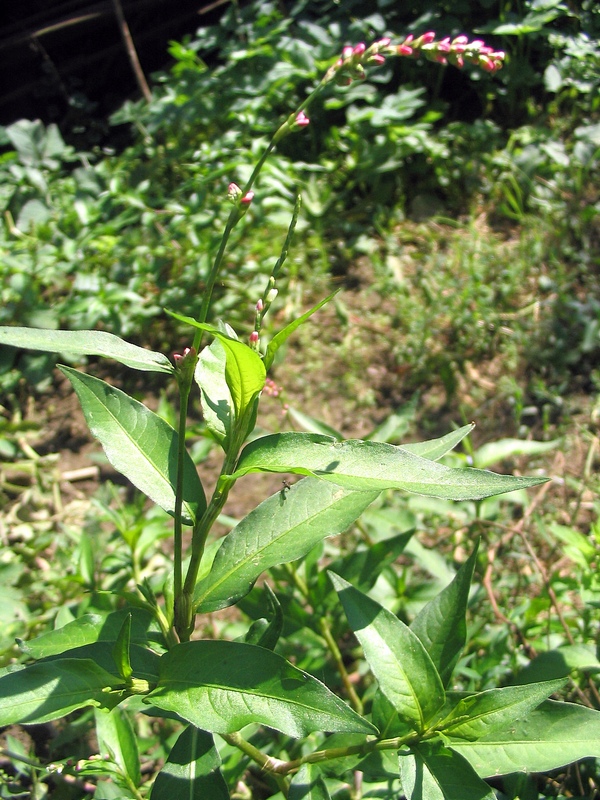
(403, 34, 415, 45)
(398, 44, 413, 56)
(437, 37, 451, 52)
(453, 35, 469, 45)
(370, 54, 386, 65)
(249, 331, 259, 344)
(256, 299, 264, 312)
(353, 42, 366, 56)
(241, 191, 254, 205)
(377, 37, 391, 47)
(342, 46, 353, 60)
(227, 182, 242, 203)
(295, 110, 310, 127)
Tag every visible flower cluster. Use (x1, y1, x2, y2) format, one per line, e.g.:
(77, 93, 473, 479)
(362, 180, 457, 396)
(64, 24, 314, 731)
(326, 32, 505, 86)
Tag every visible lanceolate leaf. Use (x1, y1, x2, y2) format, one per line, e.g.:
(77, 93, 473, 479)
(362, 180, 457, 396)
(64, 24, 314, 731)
(150, 725, 229, 800)
(400, 424, 474, 461)
(166, 315, 266, 418)
(194, 478, 379, 613)
(448, 700, 600, 777)
(398, 742, 496, 800)
(0, 659, 120, 726)
(439, 679, 567, 741)
(231, 433, 546, 501)
(195, 338, 233, 447)
(289, 763, 332, 800)
(18, 608, 167, 659)
(146, 640, 376, 738)
(330, 573, 445, 730)
(264, 292, 338, 371)
(60, 367, 206, 525)
(95, 706, 142, 788)
(410, 544, 478, 686)
(0, 327, 173, 374)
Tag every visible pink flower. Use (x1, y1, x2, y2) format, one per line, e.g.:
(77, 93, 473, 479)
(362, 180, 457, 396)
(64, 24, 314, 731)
(342, 46, 354, 60)
(295, 110, 310, 127)
(240, 191, 254, 205)
(249, 331, 259, 344)
(370, 54, 386, 64)
(353, 42, 366, 55)
(398, 44, 413, 56)
(376, 37, 391, 48)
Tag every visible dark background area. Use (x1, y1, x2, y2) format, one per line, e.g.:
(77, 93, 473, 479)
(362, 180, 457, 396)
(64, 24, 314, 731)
(0, 0, 224, 133)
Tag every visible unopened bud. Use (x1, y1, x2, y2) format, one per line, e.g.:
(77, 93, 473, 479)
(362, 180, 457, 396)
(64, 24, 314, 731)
(353, 42, 366, 56)
(241, 191, 255, 205)
(249, 331, 259, 345)
(228, 182, 242, 203)
(256, 298, 264, 312)
(266, 288, 278, 304)
(295, 110, 310, 127)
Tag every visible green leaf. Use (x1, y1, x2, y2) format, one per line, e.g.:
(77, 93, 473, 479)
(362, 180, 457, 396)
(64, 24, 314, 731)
(112, 613, 133, 682)
(401, 425, 474, 461)
(146, 640, 376, 738)
(289, 763, 331, 800)
(330, 573, 445, 730)
(448, 700, 600, 777)
(0, 327, 173, 374)
(264, 292, 338, 371)
(410, 544, 478, 686)
(231, 433, 546, 500)
(439, 679, 567, 741)
(195, 338, 233, 447)
(18, 608, 167, 659)
(60, 367, 206, 525)
(95, 706, 141, 788)
(473, 437, 560, 469)
(516, 644, 600, 683)
(399, 741, 496, 800)
(0, 659, 120, 725)
(243, 584, 283, 651)
(327, 530, 414, 593)
(150, 725, 229, 800)
(194, 478, 378, 613)
(167, 315, 265, 418)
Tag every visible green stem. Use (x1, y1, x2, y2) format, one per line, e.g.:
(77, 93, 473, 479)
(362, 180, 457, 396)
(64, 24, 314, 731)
(318, 616, 363, 715)
(173, 377, 192, 602)
(221, 732, 290, 796)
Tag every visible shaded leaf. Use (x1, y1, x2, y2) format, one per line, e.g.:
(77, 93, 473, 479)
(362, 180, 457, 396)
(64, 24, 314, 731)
(195, 338, 232, 447)
(60, 367, 205, 525)
(289, 763, 331, 800)
(151, 725, 229, 800)
(18, 608, 167, 658)
(0, 659, 120, 725)
(399, 741, 496, 800)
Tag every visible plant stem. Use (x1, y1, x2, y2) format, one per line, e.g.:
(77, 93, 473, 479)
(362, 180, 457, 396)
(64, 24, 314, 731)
(318, 616, 364, 715)
(173, 376, 192, 603)
(221, 732, 290, 796)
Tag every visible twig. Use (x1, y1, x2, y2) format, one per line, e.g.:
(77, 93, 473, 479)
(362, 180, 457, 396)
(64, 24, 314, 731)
(111, 0, 152, 103)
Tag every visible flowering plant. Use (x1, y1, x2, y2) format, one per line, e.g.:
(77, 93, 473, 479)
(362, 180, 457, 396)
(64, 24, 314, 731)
(0, 32, 598, 800)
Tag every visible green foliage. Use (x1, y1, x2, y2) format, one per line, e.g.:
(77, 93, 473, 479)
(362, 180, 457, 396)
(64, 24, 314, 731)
(0, 3, 599, 798)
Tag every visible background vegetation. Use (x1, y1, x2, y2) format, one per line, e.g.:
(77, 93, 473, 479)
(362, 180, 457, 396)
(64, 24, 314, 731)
(0, 0, 599, 797)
